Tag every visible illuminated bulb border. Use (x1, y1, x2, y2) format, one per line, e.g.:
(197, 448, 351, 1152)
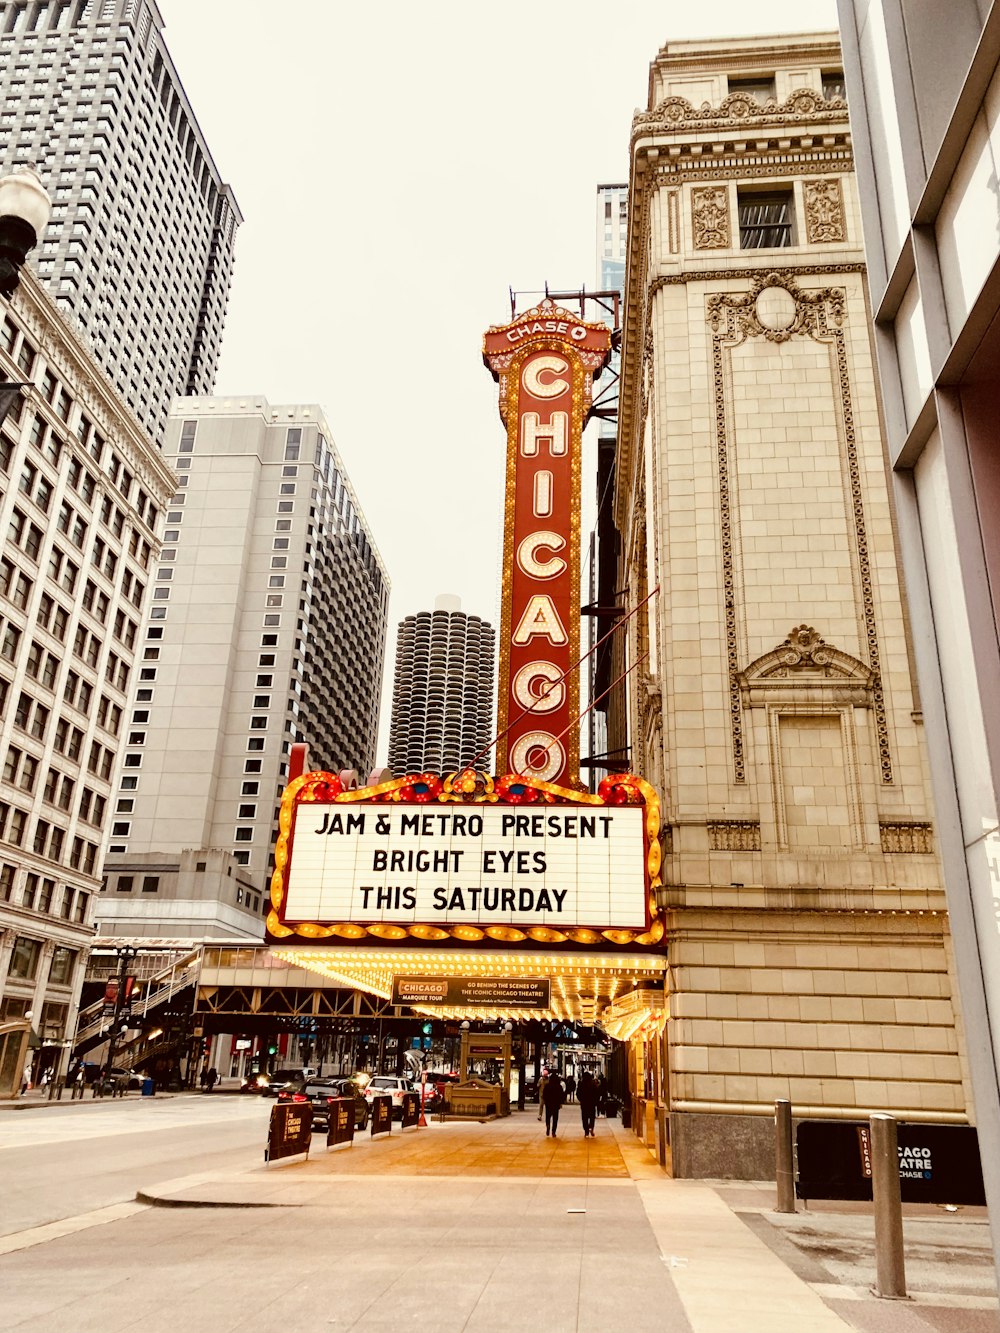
(267, 771, 664, 948)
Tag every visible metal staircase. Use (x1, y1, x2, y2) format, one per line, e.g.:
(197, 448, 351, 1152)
(73, 946, 201, 1055)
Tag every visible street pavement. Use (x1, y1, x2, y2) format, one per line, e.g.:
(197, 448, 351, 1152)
(0, 1094, 997, 1332)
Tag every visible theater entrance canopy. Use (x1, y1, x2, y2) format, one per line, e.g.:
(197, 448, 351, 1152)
(265, 767, 667, 1031)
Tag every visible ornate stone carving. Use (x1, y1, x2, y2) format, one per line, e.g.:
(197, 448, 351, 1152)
(739, 627, 874, 708)
(708, 820, 761, 851)
(708, 273, 893, 784)
(708, 270, 844, 343)
(692, 186, 730, 249)
(804, 178, 846, 243)
(633, 87, 847, 138)
(880, 822, 934, 854)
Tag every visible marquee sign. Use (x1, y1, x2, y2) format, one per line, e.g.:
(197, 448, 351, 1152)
(265, 769, 663, 950)
(483, 299, 612, 787)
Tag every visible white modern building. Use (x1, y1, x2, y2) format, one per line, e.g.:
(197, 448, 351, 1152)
(99, 397, 390, 936)
(0, 0, 241, 440)
(0, 265, 175, 1090)
(837, 0, 1000, 1257)
(387, 594, 495, 777)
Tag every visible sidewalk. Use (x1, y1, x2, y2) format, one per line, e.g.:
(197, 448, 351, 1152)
(136, 1108, 999, 1333)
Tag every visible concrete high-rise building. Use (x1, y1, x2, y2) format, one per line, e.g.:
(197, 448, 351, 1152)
(387, 595, 495, 777)
(613, 32, 967, 1175)
(0, 0, 242, 441)
(0, 266, 174, 1090)
(588, 186, 629, 785)
(837, 0, 1000, 1257)
(98, 398, 390, 937)
(597, 183, 628, 294)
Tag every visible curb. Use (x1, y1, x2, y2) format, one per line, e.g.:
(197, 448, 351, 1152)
(135, 1189, 289, 1210)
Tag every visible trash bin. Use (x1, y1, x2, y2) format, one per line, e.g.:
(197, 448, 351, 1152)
(141, 1078, 155, 1097)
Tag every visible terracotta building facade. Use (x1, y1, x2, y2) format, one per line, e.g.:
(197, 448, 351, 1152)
(614, 32, 969, 1176)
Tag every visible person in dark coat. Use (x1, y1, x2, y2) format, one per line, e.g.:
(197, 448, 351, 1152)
(205, 1066, 218, 1092)
(541, 1071, 565, 1137)
(577, 1071, 599, 1137)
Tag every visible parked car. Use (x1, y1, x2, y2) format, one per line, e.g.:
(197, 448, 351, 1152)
(261, 1067, 316, 1098)
(112, 1067, 144, 1091)
(278, 1078, 369, 1132)
(362, 1075, 418, 1119)
(422, 1071, 460, 1110)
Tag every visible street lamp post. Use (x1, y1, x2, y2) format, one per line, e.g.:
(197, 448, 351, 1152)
(102, 946, 137, 1084)
(0, 166, 51, 299)
(0, 167, 51, 431)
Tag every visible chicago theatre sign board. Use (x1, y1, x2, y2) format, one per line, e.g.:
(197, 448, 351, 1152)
(482, 300, 612, 788)
(265, 770, 664, 950)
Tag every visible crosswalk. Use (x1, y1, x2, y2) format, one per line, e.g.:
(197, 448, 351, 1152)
(0, 1094, 270, 1150)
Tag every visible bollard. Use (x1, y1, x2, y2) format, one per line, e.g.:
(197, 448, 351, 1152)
(775, 1099, 795, 1213)
(870, 1113, 907, 1299)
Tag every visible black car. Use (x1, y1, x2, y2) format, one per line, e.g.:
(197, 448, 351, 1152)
(278, 1078, 369, 1132)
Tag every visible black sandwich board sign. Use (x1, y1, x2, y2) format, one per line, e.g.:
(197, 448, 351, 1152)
(796, 1120, 985, 1205)
(370, 1094, 392, 1137)
(400, 1091, 420, 1129)
(265, 1101, 312, 1163)
(326, 1097, 355, 1149)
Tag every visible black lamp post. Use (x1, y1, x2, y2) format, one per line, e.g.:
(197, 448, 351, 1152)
(0, 165, 51, 299)
(102, 945, 138, 1083)
(0, 167, 51, 430)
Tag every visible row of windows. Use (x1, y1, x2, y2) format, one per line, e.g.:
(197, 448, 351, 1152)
(0, 799, 99, 875)
(726, 71, 846, 103)
(0, 317, 161, 544)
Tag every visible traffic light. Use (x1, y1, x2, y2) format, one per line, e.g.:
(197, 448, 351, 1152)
(421, 1022, 433, 1036)
(267, 1042, 278, 1056)
(202, 1038, 211, 1058)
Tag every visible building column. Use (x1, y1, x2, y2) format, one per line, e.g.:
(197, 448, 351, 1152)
(28, 940, 55, 1033)
(0, 926, 16, 997)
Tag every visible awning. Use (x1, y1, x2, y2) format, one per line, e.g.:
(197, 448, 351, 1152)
(270, 946, 667, 1026)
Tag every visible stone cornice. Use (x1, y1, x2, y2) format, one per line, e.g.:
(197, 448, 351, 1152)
(633, 88, 849, 145)
(8, 269, 176, 505)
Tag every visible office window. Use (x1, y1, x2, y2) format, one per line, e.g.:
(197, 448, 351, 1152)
(822, 71, 846, 100)
(141, 875, 159, 893)
(728, 75, 776, 103)
(738, 190, 794, 249)
(9, 936, 41, 980)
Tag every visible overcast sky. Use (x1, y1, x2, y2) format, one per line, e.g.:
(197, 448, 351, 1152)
(159, 0, 838, 760)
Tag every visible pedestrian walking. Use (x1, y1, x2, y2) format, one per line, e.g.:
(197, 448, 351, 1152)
(205, 1066, 218, 1092)
(19, 1061, 32, 1096)
(595, 1073, 607, 1115)
(564, 1073, 576, 1103)
(536, 1068, 549, 1121)
(578, 1071, 599, 1137)
(199, 1067, 208, 1090)
(541, 1070, 565, 1137)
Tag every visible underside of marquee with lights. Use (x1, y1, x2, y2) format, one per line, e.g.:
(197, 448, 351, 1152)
(265, 768, 667, 1032)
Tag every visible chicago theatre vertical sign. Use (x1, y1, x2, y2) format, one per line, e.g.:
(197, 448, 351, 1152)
(483, 300, 611, 786)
